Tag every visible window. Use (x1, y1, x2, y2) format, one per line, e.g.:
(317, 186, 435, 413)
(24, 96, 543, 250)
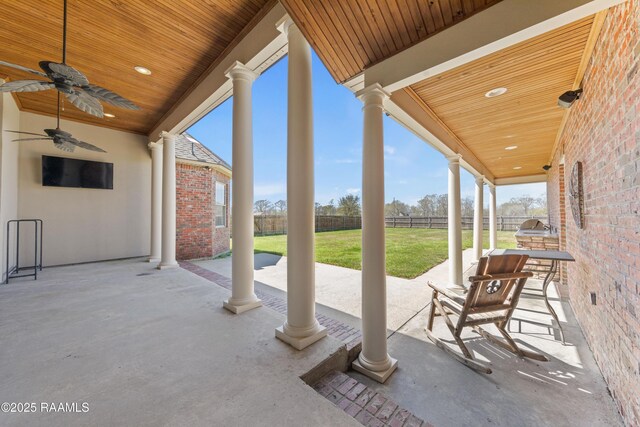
(215, 182, 227, 227)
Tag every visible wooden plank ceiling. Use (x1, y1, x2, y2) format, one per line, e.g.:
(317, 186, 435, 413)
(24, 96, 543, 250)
(408, 16, 595, 179)
(0, 0, 274, 134)
(280, 0, 502, 83)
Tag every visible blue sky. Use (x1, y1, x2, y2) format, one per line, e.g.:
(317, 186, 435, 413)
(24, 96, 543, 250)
(188, 53, 545, 207)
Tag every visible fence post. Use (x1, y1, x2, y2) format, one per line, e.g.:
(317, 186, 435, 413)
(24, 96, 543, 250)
(409, 217, 413, 228)
(393, 217, 396, 228)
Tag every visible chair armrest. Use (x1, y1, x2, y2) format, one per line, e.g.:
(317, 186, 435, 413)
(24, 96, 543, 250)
(469, 271, 533, 282)
(427, 281, 467, 302)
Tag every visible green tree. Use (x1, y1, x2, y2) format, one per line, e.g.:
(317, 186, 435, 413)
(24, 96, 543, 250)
(385, 198, 410, 216)
(338, 194, 361, 216)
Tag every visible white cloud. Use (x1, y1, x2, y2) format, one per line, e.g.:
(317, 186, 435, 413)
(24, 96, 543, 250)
(254, 183, 285, 198)
(346, 188, 361, 194)
(384, 145, 396, 155)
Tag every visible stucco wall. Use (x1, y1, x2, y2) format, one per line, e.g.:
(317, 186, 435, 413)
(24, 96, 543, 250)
(17, 112, 150, 266)
(0, 93, 20, 280)
(547, 2, 640, 424)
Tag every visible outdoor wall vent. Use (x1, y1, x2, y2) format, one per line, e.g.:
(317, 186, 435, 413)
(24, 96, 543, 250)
(590, 292, 597, 305)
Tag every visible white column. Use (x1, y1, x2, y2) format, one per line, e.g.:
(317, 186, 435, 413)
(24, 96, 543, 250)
(447, 155, 463, 286)
(158, 132, 178, 269)
(489, 184, 498, 250)
(148, 142, 163, 263)
(223, 61, 261, 314)
(473, 175, 484, 262)
(352, 83, 397, 383)
(275, 19, 326, 349)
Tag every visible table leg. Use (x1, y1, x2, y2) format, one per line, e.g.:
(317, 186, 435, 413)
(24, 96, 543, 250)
(542, 259, 565, 344)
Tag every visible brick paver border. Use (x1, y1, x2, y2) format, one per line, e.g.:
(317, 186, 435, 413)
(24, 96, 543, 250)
(313, 371, 432, 427)
(179, 261, 362, 350)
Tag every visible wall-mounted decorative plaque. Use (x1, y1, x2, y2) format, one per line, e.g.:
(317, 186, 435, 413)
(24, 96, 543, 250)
(568, 161, 584, 229)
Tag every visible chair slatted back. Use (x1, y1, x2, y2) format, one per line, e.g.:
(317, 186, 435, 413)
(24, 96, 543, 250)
(463, 255, 530, 311)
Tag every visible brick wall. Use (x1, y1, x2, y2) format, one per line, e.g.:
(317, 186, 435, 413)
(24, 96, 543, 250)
(547, 2, 640, 424)
(176, 163, 230, 260)
(212, 169, 231, 257)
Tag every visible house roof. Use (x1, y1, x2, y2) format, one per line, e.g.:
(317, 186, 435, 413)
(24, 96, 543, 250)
(175, 133, 232, 172)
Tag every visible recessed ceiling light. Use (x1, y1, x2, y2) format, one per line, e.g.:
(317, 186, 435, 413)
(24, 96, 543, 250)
(505, 145, 518, 150)
(134, 66, 152, 75)
(485, 87, 508, 98)
(513, 166, 522, 170)
(104, 113, 115, 118)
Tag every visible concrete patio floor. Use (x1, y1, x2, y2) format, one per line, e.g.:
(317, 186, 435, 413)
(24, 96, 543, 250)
(0, 254, 622, 426)
(0, 259, 358, 427)
(195, 251, 622, 427)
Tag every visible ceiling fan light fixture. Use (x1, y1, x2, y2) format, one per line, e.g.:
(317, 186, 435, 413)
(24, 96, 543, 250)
(485, 87, 507, 98)
(134, 66, 152, 75)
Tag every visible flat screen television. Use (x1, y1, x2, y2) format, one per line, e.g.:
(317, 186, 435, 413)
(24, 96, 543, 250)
(42, 155, 113, 189)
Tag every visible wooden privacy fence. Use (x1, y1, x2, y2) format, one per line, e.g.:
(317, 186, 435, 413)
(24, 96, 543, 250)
(385, 216, 546, 231)
(254, 215, 362, 236)
(253, 215, 544, 235)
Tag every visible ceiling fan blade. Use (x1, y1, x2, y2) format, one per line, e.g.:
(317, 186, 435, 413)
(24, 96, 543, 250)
(82, 84, 140, 110)
(4, 130, 48, 137)
(54, 141, 76, 153)
(65, 136, 107, 153)
(65, 89, 104, 118)
(0, 60, 48, 77)
(47, 62, 89, 86)
(0, 80, 55, 93)
(12, 138, 53, 142)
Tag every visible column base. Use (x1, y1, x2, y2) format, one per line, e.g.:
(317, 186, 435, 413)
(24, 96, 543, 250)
(223, 299, 262, 314)
(157, 261, 179, 270)
(148, 257, 160, 263)
(352, 356, 398, 384)
(275, 325, 327, 350)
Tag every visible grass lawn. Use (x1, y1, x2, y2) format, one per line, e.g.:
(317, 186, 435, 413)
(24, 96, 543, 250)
(252, 228, 517, 279)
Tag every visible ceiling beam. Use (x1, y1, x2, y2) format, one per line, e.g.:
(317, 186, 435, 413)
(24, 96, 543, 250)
(148, 1, 288, 140)
(387, 88, 495, 183)
(363, 0, 626, 92)
(494, 174, 547, 186)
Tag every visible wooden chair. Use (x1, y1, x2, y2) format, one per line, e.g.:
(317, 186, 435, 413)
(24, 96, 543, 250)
(425, 254, 548, 374)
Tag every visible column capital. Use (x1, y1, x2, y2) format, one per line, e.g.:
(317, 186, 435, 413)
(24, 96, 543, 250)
(148, 141, 162, 150)
(356, 83, 390, 109)
(276, 15, 298, 37)
(446, 153, 462, 164)
(225, 61, 258, 83)
(487, 182, 496, 189)
(160, 131, 177, 142)
(475, 175, 485, 185)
